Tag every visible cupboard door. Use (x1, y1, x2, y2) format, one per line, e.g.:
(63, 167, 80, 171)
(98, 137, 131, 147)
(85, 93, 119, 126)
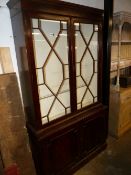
(31, 17, 71, 124)
(73, 21, 100, 110)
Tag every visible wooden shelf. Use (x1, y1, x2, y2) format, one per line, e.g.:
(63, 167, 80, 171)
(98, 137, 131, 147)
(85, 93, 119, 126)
(110, 59, 131, 71)
(112, 40, 131, 44)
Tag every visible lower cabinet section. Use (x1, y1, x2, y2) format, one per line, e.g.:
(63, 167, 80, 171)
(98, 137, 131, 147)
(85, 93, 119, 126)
(28, 106, 108, 175)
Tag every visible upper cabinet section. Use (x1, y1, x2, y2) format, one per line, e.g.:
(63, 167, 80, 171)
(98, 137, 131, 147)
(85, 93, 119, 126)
(30, 14, 102, 125)
(7, 0, 103, 20)
(7, 0, 104, 128)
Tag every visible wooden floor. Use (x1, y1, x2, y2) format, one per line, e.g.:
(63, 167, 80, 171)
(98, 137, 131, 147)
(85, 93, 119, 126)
(74, 129, 131, 175)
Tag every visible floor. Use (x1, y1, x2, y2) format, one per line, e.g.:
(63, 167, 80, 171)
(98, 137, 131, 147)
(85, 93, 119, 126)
(0, 130, 131, 175)
(74, 129, 131, 175)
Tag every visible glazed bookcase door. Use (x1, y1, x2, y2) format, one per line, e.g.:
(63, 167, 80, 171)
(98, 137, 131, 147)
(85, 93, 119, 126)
(31, 17, 71, 124)
(30, 15, 102, 126)
(73, 20, 100, 110)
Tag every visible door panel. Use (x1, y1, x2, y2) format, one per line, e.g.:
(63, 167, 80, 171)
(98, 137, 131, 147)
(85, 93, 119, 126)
(31, 17, 71, 124)
(73, 21, 99, 110)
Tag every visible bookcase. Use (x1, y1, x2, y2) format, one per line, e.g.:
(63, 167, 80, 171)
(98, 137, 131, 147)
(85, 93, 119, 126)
(8, 1, 109, 174)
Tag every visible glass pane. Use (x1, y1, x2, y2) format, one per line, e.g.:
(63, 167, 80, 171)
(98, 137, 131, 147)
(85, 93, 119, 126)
(94, 25, 98, 32)
(75, 31, 86, 62)
(38, 85, 52, 99)
(89, 73, 97, 98)
(40, 19, 60, 45)
(82, 90, 93, 107)
(44, 52, 63, 94)
(76, 76, 86, 104)
(74, 23, 79, 30)
(77, 86, 87, 104)
(58, 91, 70, 108)
(49, 99, 65, 121)
(94, 97, 98, 102)
(81, 50, 93, 85)
(32, 18, 38, 28)
(66, 108, 71, 114)
(64, 65, 69, 79)
(77, 76, 86, 88)
(76, 63, 80, 76)
(77, 104, 81, 110)
(95, 61, 98, 73)
(55, 30, 68, 64)
(75, 22, 98, 109)
(61, 21, 67, 30)
(32, 29, 51, 68)
(89, 32, 98, 60)
(36, 69, 44, 85)
(81, 24, 93, 43)
(40, 96, 55, 117)
(42, 117, 48, 125)
(59, 79, 70, 93)
(32, 18, 71, 124)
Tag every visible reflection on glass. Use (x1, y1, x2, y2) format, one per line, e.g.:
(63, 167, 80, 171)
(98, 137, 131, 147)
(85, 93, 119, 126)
(32, 18, 38, 28)
(32, 29, 51, 68)
(55, 31, 68, 64)
(74, 22, 98, 109)
(41, 19, 60, 45)
(38, 85, 52, 99)
(81, 50, 93, 84)
(95, 61, 98, 73)
(64, 65, 69, 79)
(89, 73, 97, 97)
(49, 99, 65, 121)
(76, 63, 80, 76)
(42, 117, 48, 125)
(75, 31, 86, 62)
(82, 90, 93, 107)
(81, 24, 93, 43)
(44, 52, 63, 94)
(32, 18, 71, 124)
(40, 96, 55, 117)
(36, 69, 44, 84)
(89, 32, 98, 60)
(58, 91, 70, 108)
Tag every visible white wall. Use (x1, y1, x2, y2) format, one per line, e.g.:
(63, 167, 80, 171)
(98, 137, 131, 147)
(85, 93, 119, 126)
(0, 6, 18, 75)
(61, 0, 104, 9)
(114, 0, 131, 12)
